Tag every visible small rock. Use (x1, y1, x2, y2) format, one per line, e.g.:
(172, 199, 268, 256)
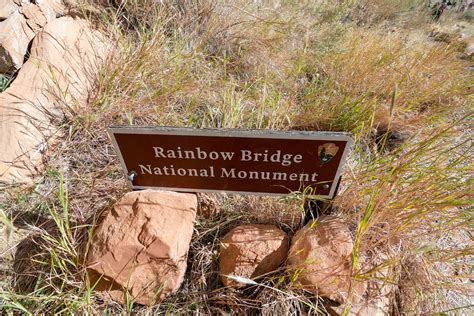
(287, 217, 366, 304)
(0, 10, 35, 73)
(86, 190, 197, 305)
(0, 0, 18, 20)
(219, 224, 289, 287)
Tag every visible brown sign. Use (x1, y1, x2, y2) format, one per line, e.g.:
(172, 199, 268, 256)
(109, 127, 352, 198)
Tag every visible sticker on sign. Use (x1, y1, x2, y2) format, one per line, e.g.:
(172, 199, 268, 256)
(109, 127, 352, 198)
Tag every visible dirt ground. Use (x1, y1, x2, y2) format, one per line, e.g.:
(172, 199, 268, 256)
(0, 224, 29, 289)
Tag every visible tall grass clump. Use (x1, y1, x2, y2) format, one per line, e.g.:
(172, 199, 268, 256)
(351, 0, 429, 26)
(335, 116, 473, 314)
(76, 0, 469, 146)
(0, 176, 97, 314)
(77, 0, 306, 131)
(295, 27, 471, 142)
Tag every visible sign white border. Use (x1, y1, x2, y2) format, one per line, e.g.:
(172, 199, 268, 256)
(108, 126, 352, 198)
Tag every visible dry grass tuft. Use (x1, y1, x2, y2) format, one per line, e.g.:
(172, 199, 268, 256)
(335, 117, 473, 313)
(295, 27, 471, 142)
(351, 0, 429, 26)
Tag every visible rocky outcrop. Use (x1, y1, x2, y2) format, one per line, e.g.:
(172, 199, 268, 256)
(219, 224, 289, 287)
(0, 0, 65, 73)
(0, 16, 108, 185)
(0, 11, 34, 74)
(287, 217, 366, 304)
(86, 190, 198, 305)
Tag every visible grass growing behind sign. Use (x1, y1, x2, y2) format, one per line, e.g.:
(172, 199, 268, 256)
(338, 118, 473, 314)
(0, 0, 472, 314)
(76, 0, 470, 140)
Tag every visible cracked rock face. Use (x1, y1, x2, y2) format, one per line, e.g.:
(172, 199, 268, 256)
(0, 0, 65, 73)
(0, 10, 34, 74)
(86, 190, 198, 306)
(287, 217, 366, 304)
(0, 16, 108, 185)
(219, 224, 289, 287)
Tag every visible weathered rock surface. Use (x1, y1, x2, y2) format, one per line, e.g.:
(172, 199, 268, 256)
(34, 0, 65, 21)
(0, 16, 108, 185)
(21, 0, 65, 32)
(21, 3, 48, 32)
(287, 217, 366, 304)
(0, 10, 34, 73)
(86, 190, 198, 305)
(0, 0, 66, 73)
(219, 224, 289, 287)
(0, 0, 18, 20)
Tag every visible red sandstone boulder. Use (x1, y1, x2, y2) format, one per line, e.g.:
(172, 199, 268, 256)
(219, 224, 289, 287)
(0, 16, 108, 185)
(287, 217, 366, 303)
(86, 190, 197, 305)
